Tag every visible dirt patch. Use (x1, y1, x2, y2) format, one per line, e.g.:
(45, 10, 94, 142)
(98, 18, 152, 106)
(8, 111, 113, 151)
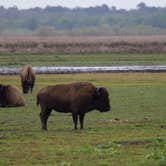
(116, 140, 152, 146)
(108, 118, 151, 124)
(160, 125, 166, 129)
(0, 134, 7, 140)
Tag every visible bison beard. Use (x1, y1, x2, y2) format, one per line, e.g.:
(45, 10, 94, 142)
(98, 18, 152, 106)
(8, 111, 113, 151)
(37, 82, 110, 130)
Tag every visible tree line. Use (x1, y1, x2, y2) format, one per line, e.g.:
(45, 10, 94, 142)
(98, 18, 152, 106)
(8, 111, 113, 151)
(0, 2, 166, 36)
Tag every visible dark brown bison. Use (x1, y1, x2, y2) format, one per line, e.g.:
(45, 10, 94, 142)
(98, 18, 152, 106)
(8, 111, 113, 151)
(20, 64, 35, 94)
(37, 82, 110, 130)
(0, 84, 25, 107)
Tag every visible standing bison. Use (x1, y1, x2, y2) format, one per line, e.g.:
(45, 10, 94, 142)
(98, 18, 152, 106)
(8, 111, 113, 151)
(20, 64, 35, 94)
(37, 82, 110, 130)
(0, 84, 25, 107)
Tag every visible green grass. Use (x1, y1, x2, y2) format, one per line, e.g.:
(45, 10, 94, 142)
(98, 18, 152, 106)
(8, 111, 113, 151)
(0, 73, 166, 165)
(0, 53, 166, 67)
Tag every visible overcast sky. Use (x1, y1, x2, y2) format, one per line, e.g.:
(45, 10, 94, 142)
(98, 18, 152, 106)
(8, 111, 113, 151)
(0, 0, 166, 9)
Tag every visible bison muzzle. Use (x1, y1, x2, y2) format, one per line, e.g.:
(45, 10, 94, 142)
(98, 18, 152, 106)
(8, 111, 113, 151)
(37, 82, 110, 130)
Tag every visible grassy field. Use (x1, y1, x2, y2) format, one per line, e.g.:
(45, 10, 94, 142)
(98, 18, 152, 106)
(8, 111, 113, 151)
(0, 73, 166, 166)
(0, 53, 166, 67)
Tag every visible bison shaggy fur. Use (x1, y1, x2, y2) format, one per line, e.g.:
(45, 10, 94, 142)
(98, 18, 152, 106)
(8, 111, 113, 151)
(0, 84, 25, 107)
(20, 64, 35, 94)
(37, 82, 110, 130)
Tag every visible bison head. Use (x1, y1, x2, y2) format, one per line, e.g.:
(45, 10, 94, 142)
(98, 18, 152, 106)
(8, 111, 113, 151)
(22, 81, 31, 94)
(0, 84, 5, 93)
(0, 84, 7, 106)
(94, 87, 110, 112)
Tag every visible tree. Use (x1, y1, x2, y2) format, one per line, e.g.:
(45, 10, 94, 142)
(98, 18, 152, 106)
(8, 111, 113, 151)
(137, 2, 147, 10)
(27, 18, 38, 31)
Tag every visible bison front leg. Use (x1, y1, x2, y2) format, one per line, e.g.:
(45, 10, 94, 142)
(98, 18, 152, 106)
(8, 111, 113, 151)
(30, 83, 34, 93)
(72, 112, 78, 130)
(79, 113, 85, 129)
(40, 109, 52, 130)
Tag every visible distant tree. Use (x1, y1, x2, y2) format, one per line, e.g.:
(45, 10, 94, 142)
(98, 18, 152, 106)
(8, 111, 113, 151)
(55, 19, 75, 30)
(0, 4, 166, 36)
(101, 4, 110, 12)
(27, 18, 38, 31)
(8, 5, 18, 11)
(137, 2, 147, 10)
(110, 6, 117, 12)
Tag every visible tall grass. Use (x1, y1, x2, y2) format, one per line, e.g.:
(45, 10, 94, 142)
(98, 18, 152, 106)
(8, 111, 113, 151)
(1, 36, 166, 54)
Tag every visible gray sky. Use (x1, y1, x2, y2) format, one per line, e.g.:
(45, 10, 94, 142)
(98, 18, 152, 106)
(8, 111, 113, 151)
(0, 0, 166, 9)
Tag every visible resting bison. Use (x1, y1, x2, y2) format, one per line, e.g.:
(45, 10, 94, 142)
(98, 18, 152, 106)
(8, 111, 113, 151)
(0, 84, 25, 107)
(37, 82, 110, 130)
(20, 64, 35, 94)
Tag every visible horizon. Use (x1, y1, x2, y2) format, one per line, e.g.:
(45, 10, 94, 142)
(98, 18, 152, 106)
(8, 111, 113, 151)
(0, 0, 166, 10)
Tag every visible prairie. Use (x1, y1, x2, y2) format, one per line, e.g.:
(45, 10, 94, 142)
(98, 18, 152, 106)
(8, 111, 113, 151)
(0, 73, 166, 166)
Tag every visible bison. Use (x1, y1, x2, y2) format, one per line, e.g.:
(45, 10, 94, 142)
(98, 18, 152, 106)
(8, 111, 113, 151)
(37, 82, 110, 130)
(0, 84, 25, 107)
(20, 64, 35, 94)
